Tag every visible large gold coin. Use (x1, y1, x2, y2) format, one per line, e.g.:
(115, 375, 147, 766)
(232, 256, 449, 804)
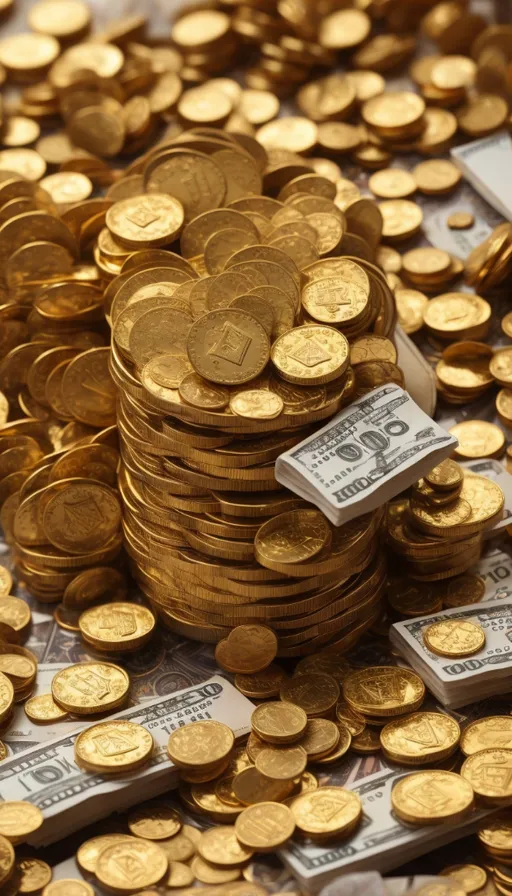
(15, 857, 52, 893)
(187, 309, 270, 385)
(167, 720, 234, 769)
(198, 825, 253, 866)
(235, 802, 295, 851)
(280, 673, 339, 716)
(302, 268, 369, 325)
(0, 802, 43, 844)
(461, 717, 512, 756)
(96, 839, 168, 892)
(291, 786, 362, 838)
(462, 749, 512, 801)
(251, 702, 307, 744)
(106, 194, 184, 248)
(391, 770, 474, 824)
(75, 720, 154, 773)
(79, 602, 155, 652)
(232, 766, 295, 805)
(51, 662, 130, 715)
(42, 481, 121, 554)
(343, 667, 425, 717)
(271, 325, 349, 386)
(423, 619, 486, 658)
(127, 804, 182, 840)
(440, 865, 487, 894)
(450, 420, 505, 459)
(255, 744, 307, 781)
(380, 712, 460, 765)
(77, 834, 136, 874)
(255, 510, 331, 567)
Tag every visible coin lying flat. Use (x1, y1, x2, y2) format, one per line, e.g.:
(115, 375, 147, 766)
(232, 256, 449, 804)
(51, 662, 130, 715)
(380, 712, 460, 765)
(391, 770, 474, 824)
(343, 667, 425, 717)
(167, 720, 234, 769)
(251, 702, 308, 744)
(291, 786, 362, 838)
(235, 802, 295, 850)
(423, 619, 486, 657)
(462, 748, 512, 801)
(75, 720, 154, 773)
(96, 839, 169, 892)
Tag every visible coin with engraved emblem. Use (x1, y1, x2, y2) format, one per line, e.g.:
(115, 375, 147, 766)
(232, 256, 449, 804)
(380, 712, 460, 765)
(24, 693, 68, 723)
(423, 619, 486, 658)
(291, 786, 362, 838)
(255, 510, 331, 567)
(187, 309, 270, 386)
(462, 748, 512, 800)
(251, 702, 307, 744)
(75, 720, 154, 773)
(79, 602, 155, 652)
(106, 194, 184, 248)
(42, 481, 122, 554)
(235, 802, 295, 851)
(167, 720, 234, 769)
(343, 667, 425, 717)
(96, 838, 169, 892)
(425, 460, 463, 491)
(391, 770, 474, 824)
(51, 662, 130, 715)
(271, 325, 349, 386)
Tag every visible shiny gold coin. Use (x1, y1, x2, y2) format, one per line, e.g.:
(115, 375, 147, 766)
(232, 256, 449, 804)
(343, 667, 425, 717)
(0, 834, 14, 887)
(425, 459, 463, 491)
(450, 420, 505, 459)
(280, 673, 339, 717)
(229, 390, 283, 420)
(491, 348, 512, 387)
(448, 212, 475, 230)
(313, 722, 352, 765)
(76, 834, 136, 875)
(369, 168, 416, 199)
(461, 717, 512, 756)
(255, 510, 331, 567)
(462, 749, 512, 801)
(232, 766, 294, 806)
(235, 666, 286, 700)
(96, 839, 168, 892)
(251, 701, 307, 744)
(0, 672, 13, 723)
(191, 854, 241, 885)
(423, 619, 486, 658)
(42, 481, 122, 554)
(297, 718, 340, 760)
(215, 625, 278, 675)
(478, 812, 512, 853)
(235, 802, 295, 851)
(106, 194, 185, 249)
(271, 325, 349, 386)
(0, 802, 43, 843)
(79, 602, 155, 652)
(75, 720, 154, 773)
(16, 857, 52, 894)
(440, 865, 487, 894)
(167, 720, 234, 769)
(291, 786, 362, 838)
(380, 712, 460, 765)
(198, 825, 253, 866)
(24, 693, 68, 723)
(128, 804, 182, 840)
(413, 160, 462, 195)
(51, 662, 130, 715)
(391, 770, 474, 824)
(255, 745, 307, 781)
(379, 200, 423, 241)
(187, 309, 270, 386)
(42, 881, 95, 896)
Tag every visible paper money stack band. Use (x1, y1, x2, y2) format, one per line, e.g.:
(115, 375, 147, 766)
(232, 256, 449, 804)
(106, 129, 401, 655)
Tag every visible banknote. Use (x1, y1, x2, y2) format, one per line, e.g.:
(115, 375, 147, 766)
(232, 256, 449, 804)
(275, 385, 457, 526)
(0, 675, 254, 846)
(462, 458, 512, 535)
(280, 767, 493, 892)
(451, 130, 512, 221)
(390, 599, 512, 708)
(473, 544, 512, 601)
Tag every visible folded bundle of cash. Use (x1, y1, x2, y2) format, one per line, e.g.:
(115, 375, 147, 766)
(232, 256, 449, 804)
(275, 384, 457, 526)
(0, 675, 253, 847)
(390, 599, 512, 709)
(451, 132, 512, 224)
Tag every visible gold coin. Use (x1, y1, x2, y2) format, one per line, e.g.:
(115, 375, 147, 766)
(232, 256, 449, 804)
(491, 348, 512, 387)
(362, 91, 425, 135)
(51, 662, 130, 715)
(0, 802, 43, 843)
(42, 881, 95, 896)
(395, 288, 428, 335)
(391, 770, 474, 824)
(450, 420, 505, 459)
(402, 247, 452, 279)
(235, 802, 295, 851)
(127, 804, 182, 840)
(198, 825, 253, 866)
(251, 701, 307, 744)
(0, 672, 13, 723)
(440, 865, 487, 894)
(291, 786, 362, 838)
(350, 335, 397, 366)
(379, 200, 423, 241)
(271, 325, 349, 386)
(187, 309, 270, 385)
(0, 596, 30, 634)
(179, 373, 230, 410)
(380, 712, 460, 764)
(215, 625, 278, 675)
(24, 694, 68, 723)
(79, 602, 155, 652)
(430, 55, 476, 90)
(343, 667, 425, 717)
(159, 828, 197, 863)
(369, 168, 417, 199)
(42, 481, 121, 554)
(461, 717, 512, 756)
(235, 666, 286, 700)
(302, 271, 369, 326)
(255, 745, 307, 781)
(448, 212, 475, 230)
(413, 160, 462, 194)
(280, 673, 339, 717)
(144, 152, 227, 221)
(0, 834, 14, 887)
(425, 459, 463, 491)
(423, 619, 486, 658)
(351, 727, 381, 754)
(61, 348, 116, 428)
(297, 718, 340, 759)
(165, 861, 194, 888)
(16, 858, 52, 894)
(191, 854, 241, 885)
(256, 117, 318, 154)
(255, 510, 331, 567)
(167, 720, 234, 769)
(96, 839, 168, 892)
(440, 573, 486, 609)
(106, 195, 185, 249)
(232, 766, 295, 805)
(410, 884, 465, 896)
(462, 749, 512, 800)
(28, 0, 91, 36)
(423, 293, 491, 336)
(0, 32, 59, 75)
(313, 722, 352, 765)
(229, 390, 283, 420)
(478, 812, 512, 853)
(77, 835, 136, 874)
(75, 720, 154, 773)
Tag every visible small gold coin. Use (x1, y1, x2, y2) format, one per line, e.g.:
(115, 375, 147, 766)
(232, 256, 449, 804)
(413, 160, 462, 194)
(380, 712, 460, 765)
(24, 694, 68, 723)
(167, 720, 234, 769)
(368, 168, 416, 199)
(280, 673, 339, 717)
(461, 717, 512, 756)
(51, 662, 130, 715)
(235, 666, 286, 700)
(391, 770, 474, 824)
(255, 510, 332, 567)
(235, 802, 295, 851)
(271, 325, 349, 386)
(75, 720, 154, 773)
(314, 723, 352, 765)
(478, 812, 512, 853)
(448, 212, 475, 230)
(229, 390, 283, 420)
(16, 857, 52, 894)
(425, 459, 463, 491)
(127, 804, 182, 840)
(450, 420, 505, 459)
(198, 825, 253, 866)
(96, 839, 168, 892)
(255, 745, 307, 781)
(462, 748, 512, 800)
(440, 865, 487, 894)
(379, 200, 423, 241)
(251, 701, 307, 744)
(343, 667, 425, 717)
(395, 288, 428, 335)
(0, 802, 43, 843)
(291, 786, 362, 838)
(423, 619, 486, 658)
(79, 602, 155, 652)
(191, 854, 241, 885)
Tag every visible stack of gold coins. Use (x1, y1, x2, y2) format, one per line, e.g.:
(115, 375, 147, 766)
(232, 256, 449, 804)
(400, 247, 462, 295)
(465, 223, 512, 294)
(387, 459, 504, 582)
(423, 291, 492, 343)
(106, 128, 396, 656)
(435, 341, 494, 405)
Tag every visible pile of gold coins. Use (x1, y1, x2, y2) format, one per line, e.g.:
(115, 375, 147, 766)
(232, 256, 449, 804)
(387, 458, 504, 582)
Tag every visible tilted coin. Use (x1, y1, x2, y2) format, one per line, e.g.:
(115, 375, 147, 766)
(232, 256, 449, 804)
(232, 766, 295, 806)
(251, 702, 308, 744)
(235, 802, 295, 851)
(391, 770, 474, 824)
(51, 662, 130, 715)
(462, 749, 512, 800)
(76, 834, 136, 874)
(42, 882, 95, 896)
(24, 693, 68, 723)
(0, 834, 14, 886)
(478, 811, 512, 853)
(215, 625, 278, 674)
(440, 865, 488, 894)
(235, 666, 286, 699)
(96, 839, 169, 892)
(297, 719, 340, 759)
(0, 802, 43, 844)
(280, 673, 340, 717)
(271, 325, 349, 386)
(461, 717, 512, 756)
(343, 667, 425, 717)
(79, 602, 155, 652)
(380, 712, 461, 764)
(167, 720, 234, 768)
(42, 481, 122, 554)
(0, 567, 12, 597)
(291, 786, 362, 838)
(127, 804, 182, 840)
(15, 857, 52, 894)
(423, 619, 486, 658)
(198, 825, 253, 866)
(106, 194, 185, 248)
(75, 720, 154, 773)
